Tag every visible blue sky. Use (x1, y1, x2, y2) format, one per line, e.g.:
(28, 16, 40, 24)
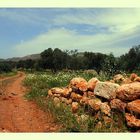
(0, 8, 140, 58)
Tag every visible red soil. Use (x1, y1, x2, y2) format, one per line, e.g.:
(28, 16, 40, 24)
(0, 72, 60, 132)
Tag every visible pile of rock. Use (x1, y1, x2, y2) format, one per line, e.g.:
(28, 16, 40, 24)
(48, 73, 140, 131)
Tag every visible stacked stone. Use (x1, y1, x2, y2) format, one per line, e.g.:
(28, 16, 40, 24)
(48, 73, 140, 131)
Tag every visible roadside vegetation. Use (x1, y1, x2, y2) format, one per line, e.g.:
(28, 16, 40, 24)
(24, 71, 95, 99)
(0, 70, 17, 78)
(24, 71, 128, 132)
(24, 70, 110, 100)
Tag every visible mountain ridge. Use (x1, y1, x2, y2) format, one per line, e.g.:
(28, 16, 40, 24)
(6, 54, 41, 62)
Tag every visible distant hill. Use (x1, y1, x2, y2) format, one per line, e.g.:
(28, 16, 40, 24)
(0, 58, 5, 61)
(1, 52, 84, 62)
(6, 54, 41, 62)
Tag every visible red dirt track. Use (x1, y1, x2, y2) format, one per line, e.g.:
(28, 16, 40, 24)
(0, 72, 60, 132)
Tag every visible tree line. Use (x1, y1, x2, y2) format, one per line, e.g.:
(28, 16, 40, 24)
(0, 45, 140, 75)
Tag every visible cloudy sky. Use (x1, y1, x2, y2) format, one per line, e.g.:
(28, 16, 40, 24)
(0, 8, 140, 58)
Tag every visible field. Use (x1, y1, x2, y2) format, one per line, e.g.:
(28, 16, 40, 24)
(24, 70, 129, 132)
(24, 70, 105, 98)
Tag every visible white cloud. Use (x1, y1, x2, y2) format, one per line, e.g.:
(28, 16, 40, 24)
(14, 27, 138, 57)
(54, 9, 140, 33)
(0, 9, 50, 27)
(2, 8, 140, 57)
(1, 8, 140, 35)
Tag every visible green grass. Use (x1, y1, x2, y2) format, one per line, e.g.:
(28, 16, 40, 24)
(24, 70, 128, 132)
(24, 70, 107, 100)
(31, 96, 128, 132)
(24, 70, 109, 88)
(41, 97, 96, 132)
(0, 70, 17, 78)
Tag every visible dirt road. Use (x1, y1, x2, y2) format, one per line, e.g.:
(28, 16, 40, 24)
(0, 72, 60, 132)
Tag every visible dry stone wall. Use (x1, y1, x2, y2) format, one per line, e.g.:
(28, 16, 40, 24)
(48, 73, 140, 131)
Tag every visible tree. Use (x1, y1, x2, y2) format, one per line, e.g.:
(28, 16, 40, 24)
(84, 52, 106, 73)
(40, 48, 68, 72)
(0, 61, 12, 73)
(24, 59, 35, 69)
(101, 53, 118, 76)
(40, 48, 53, 69)
(53, 48, 67, 72)
(119, 45, 140, 72)
(16, 60, 25, 69)
(11, 45, 140, 73)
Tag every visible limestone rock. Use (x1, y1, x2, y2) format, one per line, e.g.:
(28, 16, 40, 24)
(88, 98, 102, 111)
(125, 113, 140, 128)
(53, 97, 60, 107)
(113, 74, 125, 83)
(83, 92, 88, 97)
(48, 90, 53, 96)
(80, 96, 90, 105)
(87, 91, 95, 98)
(100, 102, 111, 116)
(127, 99, 140, 114)
(121, 78, 132, 85)
(70, 77, 88, 92)
(72, 102, 79, 113)
(109, 80, 115, 83)
(53, 94, 61, 97)
(71, 92, 82, 102)
(66, 98, 72, 105)
(134, 77, 140, 82)
(103, 116, 113, 125)
(94, 82, 120, 100)
(51, 87, 64, 94)
(116, 82, 140, 101)
(88, 78, 99, 91)
(60, 97, 67, 103)
(50, 87, 71, 97)
(110, 99, 126, 112)
(130, 73, 138, 81)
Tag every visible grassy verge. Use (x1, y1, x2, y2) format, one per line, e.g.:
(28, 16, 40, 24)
(24, 71, 128, 132)
(0, 70, 17, 78)
(0, 70, 18, 95)
(24, 70, 109, 100)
